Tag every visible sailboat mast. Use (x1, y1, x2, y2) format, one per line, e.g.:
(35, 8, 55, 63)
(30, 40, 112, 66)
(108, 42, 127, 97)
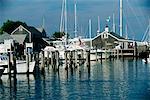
(64, 0, 68, 45)
(74, 0, 77, 38)
(97, 16, 100, 34)
(60, 0, 65, 32)
(120, 0, 123, 37)
(148, 19, 150, 42)
(42, 16, 45, 29)
(89, 19, 92, 49)
(125, 25, 128, 39)
(113, 13, 116, 33)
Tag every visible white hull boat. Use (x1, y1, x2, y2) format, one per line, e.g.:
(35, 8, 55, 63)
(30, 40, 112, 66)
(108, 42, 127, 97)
(0, 55, 35, 74)
(3, 60, 35, 74)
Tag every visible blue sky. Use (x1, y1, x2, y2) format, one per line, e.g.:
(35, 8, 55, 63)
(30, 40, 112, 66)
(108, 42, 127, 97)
(0, 0, 150, 40)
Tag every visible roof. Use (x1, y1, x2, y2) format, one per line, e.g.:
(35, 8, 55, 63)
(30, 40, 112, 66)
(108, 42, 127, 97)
(36, 27, 45, 33)
(11, 25, 45, 38)
(109, 32, 124, 39)
(0, 32, 14, 43)
(93, 31, 125, 41)
(27, 26, 42, 38)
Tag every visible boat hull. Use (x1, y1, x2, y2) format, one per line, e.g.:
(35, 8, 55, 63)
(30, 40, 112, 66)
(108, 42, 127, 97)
(3, 60, 35, 74)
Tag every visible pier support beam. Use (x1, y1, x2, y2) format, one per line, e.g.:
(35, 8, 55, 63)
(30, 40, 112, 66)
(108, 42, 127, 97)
(40, 50, 45, 74)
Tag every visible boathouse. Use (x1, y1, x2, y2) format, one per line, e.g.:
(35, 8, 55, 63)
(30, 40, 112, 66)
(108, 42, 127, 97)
(92, 26, 137, 56)
(10, 25, 48, 51)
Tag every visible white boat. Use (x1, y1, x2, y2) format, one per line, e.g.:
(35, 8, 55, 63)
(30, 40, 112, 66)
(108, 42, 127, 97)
(0, 55, 35, 74)
(90, 49, 110, 61)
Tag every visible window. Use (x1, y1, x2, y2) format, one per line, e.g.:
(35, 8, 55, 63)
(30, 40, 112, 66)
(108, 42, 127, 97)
(19, 26, 23, 31)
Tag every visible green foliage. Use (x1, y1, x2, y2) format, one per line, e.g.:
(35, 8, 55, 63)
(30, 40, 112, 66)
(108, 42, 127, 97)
(52, 32, 70, 39)
(53, 32, 65, 39)
(0, 20, 27, 34)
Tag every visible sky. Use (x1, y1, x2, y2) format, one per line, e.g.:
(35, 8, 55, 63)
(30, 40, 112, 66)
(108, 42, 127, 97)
(0, 0, 150, 40)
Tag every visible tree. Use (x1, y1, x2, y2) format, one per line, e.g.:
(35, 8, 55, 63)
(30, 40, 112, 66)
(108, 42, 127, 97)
(52, 31, 70, 39)
(53, 32, 65, 39)
(0, 20, 27, 34)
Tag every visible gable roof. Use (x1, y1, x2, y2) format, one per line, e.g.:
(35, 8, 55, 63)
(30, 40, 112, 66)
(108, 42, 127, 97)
(11, 25, 31, 35)
(36, 27, 46, 37)
(109, 32, 124, 39)
(93, 31, 125, 41)
(11, 25, 44, 38)
(27, 26, 42, 38)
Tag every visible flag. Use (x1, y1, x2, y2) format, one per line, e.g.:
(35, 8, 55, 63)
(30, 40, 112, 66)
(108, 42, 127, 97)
(106, 16, 111, 22)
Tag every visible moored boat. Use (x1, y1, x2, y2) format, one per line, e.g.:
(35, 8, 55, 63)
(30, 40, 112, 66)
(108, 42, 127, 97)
(0, 55, 35, 74)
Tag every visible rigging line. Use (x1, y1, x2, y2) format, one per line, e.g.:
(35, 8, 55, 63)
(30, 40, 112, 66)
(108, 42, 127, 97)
(84, 20, 90, 38)
(141, 20, 150, 41)
(126, 0, 144, 33)
(124, 11, 135, 39)
(136, 6, 148, 26)
(141, 25, 149, 41)
(112, 0, 118, 16)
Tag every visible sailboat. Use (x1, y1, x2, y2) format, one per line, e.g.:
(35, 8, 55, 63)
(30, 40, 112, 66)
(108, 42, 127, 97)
(142, 19, 150, 63)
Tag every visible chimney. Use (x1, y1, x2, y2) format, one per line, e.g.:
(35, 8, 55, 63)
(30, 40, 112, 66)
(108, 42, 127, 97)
(105, 25, 109, 32)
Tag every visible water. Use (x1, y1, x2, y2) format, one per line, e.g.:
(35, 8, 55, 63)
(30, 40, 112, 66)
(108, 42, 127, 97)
(0, 58, 150, 100)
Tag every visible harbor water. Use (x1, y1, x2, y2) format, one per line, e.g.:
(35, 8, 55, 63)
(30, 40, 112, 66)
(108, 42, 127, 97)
(0, 58, 150, 100)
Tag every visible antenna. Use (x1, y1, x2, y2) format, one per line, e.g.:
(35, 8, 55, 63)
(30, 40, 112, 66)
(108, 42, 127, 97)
(120, 0, 123, 36)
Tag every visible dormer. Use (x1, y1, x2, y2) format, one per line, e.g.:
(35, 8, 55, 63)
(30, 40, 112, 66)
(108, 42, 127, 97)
(101, 32, 108, 39)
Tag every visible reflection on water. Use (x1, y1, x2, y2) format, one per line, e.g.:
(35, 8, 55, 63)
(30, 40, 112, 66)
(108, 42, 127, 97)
(0, 58, 150, 99)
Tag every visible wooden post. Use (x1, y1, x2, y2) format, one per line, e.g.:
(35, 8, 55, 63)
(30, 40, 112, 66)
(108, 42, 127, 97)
(96, 47, 98, 61)
(113, 49, 115, 59)
(56, 51, 59, 71)
(50, 51, 53, 66)
(41, 50, 45, 74)
(70, 51, 73, 73)
(121, 49, 123, 58)
(8, 51, 11, 78)
(13, 55, 17, 75)
(105, 49, 107, 60)
(65, 51, 68, 70)
(134, 42, 136, 57)
(75, 50, 78, 68)
(86, 50, 90, 74)
(45, 51, 49, 67)
(55, 51, 59, 71)
(117, 49, 119, 58)
(81, 50, 84, 60)
(26, 51, 29, 74)
(53, 51, 56, 71)
(100, 52, 102, 63)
